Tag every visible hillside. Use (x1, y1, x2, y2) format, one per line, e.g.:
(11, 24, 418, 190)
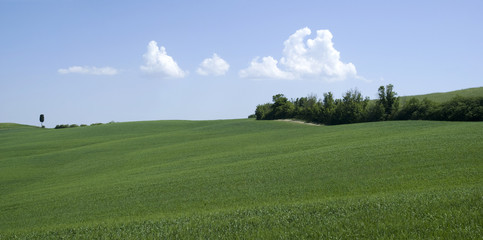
(0, 120, 482, 238)
(0, 123, 36, 129)
(399, 86, 483, 104)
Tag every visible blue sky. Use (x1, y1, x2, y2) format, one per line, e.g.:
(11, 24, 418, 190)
(1, 0, 482, 127)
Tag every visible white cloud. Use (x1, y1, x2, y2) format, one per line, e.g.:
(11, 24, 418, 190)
(197, 53, 230, 76)
(140, 40, 186, 78)
(58, 66, 118, 75)
(239, 56, 294, 80)
(239, 27, 358, 81)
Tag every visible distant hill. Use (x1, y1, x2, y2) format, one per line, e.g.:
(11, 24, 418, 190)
(399, 86, 483, 104)
(0, 123, 36, 129)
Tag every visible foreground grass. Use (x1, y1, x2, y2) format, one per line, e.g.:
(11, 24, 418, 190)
(5, 189, 480, 239)
(0, 120, 481, 239)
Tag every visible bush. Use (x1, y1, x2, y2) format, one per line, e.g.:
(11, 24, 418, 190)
(293, 95, 322, 123)
(271, 94, 295, 119)
(439, 96, 483, 121)
(366, 102, 385, 122)
(395, 98, 438, 120)
(55, 124, 82, 129)
(255, 103, 273, 120)
(395, 96, 483, 121)
(335, 89, 369, 124)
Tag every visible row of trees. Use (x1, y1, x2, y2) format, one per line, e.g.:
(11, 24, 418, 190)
(395, 96, 483, 121)
(54, 123, 105, 129)
(253, 84, 483, 125)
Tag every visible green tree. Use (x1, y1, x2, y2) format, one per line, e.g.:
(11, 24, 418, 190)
(440, 96, 483, 121)
(322, 92, 336, 124)
(271, 94, 294, 119)
(395, 98, 438, 120)
(293, 94, 322, 123)
(333, 89, 369, 124)
(367, 102, 384, 122)
(377, 84, 399, 119)
(39, 114, 45, 128)
(293, 97, 307, 119)
(255, 103, 273, 120)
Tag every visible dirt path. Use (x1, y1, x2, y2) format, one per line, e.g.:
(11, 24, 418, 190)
(275, 119, 321, 126)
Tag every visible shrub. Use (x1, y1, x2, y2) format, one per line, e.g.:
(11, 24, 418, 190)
(255, 103, 273, 120)
(55, 124, 82, 129)
(55, 124, 69, 129)
(271, 94, 295, 120)
(439, 96, 483, 121)
(396, 98, 438, 120)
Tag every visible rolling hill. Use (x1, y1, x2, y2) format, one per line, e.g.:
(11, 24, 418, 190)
(0, 119, 481, 239)
(399, 86, 483, 104)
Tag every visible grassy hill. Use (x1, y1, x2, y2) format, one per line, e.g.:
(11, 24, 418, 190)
(0, 119, 482, 239)
(0, 123, 36, 129)
(399, 86, 483, 104)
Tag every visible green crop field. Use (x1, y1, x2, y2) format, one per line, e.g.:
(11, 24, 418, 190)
(1, 119, 482, 239)
(399, 86, 483, 104)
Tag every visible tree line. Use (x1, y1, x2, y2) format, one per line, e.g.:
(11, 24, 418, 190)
(252, 84, 483, 125)
(54, 122, 109, 129)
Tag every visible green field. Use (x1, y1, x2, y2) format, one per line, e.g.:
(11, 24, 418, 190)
(0, 119, 482, 239)
(399, 86, 483, 104)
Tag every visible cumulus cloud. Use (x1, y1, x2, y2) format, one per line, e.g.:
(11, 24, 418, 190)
(140, 40, 186, 78)
(197, 53, 230, 76)
(239, 56, 294, 80)
(239, 27, 358, 81)
(58, 66, 118, 75)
